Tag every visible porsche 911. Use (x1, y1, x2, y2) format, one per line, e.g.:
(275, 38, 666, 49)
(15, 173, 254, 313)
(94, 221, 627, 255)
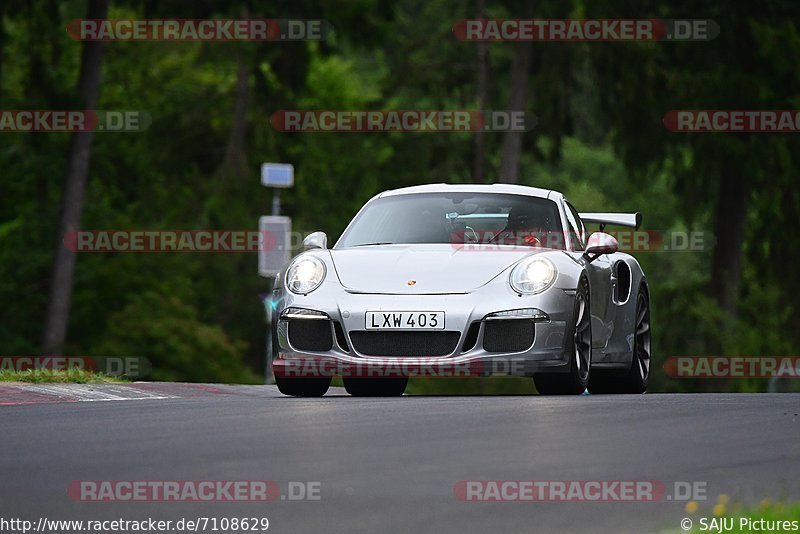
(268, 184, 650, 397)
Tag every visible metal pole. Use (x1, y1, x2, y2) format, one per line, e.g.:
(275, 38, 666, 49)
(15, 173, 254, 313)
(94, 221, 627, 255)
(264, 282, 275, 385)
(265, 188, 280, 383)
(271, 189, 280, 216)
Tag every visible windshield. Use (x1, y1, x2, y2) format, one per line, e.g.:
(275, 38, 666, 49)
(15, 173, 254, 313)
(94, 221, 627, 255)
(336, 192, 565, 249)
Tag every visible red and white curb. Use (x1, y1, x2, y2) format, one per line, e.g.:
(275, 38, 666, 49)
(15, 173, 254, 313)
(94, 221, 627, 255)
(0, 383, 178, 405)
(0, 382, 248, 406)
(0, 383, 339, 406)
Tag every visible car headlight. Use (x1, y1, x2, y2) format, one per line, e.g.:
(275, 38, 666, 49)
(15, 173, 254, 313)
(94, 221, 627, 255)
(286, 256, 326, 294)
(509, 257, 557, 294)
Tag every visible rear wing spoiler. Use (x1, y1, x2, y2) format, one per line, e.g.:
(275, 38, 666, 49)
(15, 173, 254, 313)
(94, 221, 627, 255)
(580, 212, 642, 230)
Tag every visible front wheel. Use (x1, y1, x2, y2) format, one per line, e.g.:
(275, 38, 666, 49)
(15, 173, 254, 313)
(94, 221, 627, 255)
(343, 378, 408, 397)
(588, 285, 651, 394)
(533, 277, 592, 395)
(275, 376, 331, 397)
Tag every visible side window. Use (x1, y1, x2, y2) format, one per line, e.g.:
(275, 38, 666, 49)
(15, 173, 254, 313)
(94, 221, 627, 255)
(563, 200, 585, 251)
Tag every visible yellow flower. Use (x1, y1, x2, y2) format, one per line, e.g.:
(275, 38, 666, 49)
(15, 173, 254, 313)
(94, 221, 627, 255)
(712, 503, 726, 516)
(685, 500, 699, 514)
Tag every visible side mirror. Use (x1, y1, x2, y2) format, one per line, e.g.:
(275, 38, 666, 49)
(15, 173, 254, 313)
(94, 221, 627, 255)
(584, 232, 618, 262)
(303, 231, 328, 250)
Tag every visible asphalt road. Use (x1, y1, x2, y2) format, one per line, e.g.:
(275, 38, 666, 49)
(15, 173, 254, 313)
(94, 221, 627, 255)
(1, 385, 799, 534)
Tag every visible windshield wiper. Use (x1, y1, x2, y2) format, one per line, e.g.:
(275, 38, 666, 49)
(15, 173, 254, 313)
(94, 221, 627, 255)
(351, 242, 395, 247)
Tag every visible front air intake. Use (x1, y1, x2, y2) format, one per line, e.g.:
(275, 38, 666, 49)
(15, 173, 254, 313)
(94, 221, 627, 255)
(288, 319, 333, 351)
(483, 319, 535, 353)
(349, 331, 460, 357)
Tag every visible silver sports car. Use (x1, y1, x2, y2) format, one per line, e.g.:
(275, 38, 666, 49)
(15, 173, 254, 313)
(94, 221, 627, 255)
(269, 183, 651, 397)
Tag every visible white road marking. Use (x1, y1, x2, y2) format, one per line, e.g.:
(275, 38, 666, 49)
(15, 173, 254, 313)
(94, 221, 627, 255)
(5, 384, 178, 403)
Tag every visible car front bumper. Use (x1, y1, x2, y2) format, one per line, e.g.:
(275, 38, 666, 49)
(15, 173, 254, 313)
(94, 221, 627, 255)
(271, 278, 577, 378)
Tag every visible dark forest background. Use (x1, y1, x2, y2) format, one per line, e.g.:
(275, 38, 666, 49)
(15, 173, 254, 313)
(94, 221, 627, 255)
(2, 0, 799, 392)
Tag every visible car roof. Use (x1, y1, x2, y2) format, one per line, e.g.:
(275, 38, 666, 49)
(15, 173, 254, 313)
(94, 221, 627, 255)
(377, 183, 561, 201)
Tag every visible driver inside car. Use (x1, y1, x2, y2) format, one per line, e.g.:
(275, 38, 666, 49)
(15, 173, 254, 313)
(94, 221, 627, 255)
(490, 206, 544, 247)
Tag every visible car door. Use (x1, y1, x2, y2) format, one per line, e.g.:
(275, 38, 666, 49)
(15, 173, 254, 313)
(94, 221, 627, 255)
(564, 200, 614, 349)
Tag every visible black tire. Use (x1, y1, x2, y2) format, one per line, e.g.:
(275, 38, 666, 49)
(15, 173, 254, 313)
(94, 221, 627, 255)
(343, 377, 408, 397)
(533, 277, 592, 395)
(588, 285, 651, 394)
(275, 376, 331, 397)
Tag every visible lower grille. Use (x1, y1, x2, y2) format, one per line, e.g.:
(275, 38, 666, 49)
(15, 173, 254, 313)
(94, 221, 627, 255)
(483, 319, 535, 352)
(350, 331, 460, 357)
(288, 319, 333, 351)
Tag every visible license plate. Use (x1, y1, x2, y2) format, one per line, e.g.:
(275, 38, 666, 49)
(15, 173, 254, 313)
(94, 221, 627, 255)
(366, 311, 445, 330)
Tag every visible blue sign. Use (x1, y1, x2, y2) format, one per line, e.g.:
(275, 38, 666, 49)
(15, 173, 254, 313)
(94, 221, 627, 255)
(261, 163, 294, 188)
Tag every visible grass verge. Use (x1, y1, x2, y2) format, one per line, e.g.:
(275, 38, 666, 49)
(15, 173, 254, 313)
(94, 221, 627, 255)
(0, 369, 126, 384)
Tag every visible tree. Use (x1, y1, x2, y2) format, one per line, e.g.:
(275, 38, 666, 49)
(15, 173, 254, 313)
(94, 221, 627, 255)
(585, 0, 800, 345)
(497, 0, 534, 183)
(472, 0, 489, 183)
(41, 0, 109, 355)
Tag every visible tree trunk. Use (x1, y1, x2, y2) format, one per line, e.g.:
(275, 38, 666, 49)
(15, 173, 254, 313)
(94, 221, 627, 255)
(41, 0, 108, 355)
(709, 164, 748, 320)
(472, 0, 488, 183)
(216, 52, 251, 181)
(497, 0, 534, 184)
(0, 2, 5, 100)
(497, 41, 533, 183)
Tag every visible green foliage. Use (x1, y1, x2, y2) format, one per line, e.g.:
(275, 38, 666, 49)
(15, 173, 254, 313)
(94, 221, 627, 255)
(0, 368, 124, 383)
(93, 291, 259, 384)
(1, 0, 798, 391)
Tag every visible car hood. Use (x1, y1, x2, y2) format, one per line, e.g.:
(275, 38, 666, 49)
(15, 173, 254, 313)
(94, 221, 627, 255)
(330, 244, 542, 294)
